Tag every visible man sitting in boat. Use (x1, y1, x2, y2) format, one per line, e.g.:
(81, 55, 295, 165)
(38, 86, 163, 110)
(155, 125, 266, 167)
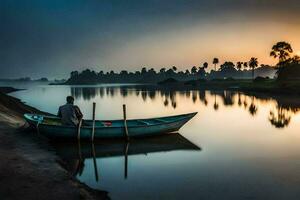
(57, 96, 83, 126)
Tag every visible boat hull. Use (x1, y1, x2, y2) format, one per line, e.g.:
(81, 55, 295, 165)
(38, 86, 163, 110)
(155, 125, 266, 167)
(24, 112, 197, 139)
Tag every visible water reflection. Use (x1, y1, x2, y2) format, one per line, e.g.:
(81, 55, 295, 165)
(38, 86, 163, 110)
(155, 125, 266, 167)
(221, 91, 235, 106)
(248, 96, 258, 116)
(70, 86, 300, 129)
(53, 134, 200, 180)
(269, 106, 291, 128)
(10, 84, 300, 199)
(213, 94, 219, 111)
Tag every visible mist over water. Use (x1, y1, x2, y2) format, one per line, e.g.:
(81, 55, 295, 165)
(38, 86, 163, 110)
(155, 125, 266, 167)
(6, 83, 300, 199)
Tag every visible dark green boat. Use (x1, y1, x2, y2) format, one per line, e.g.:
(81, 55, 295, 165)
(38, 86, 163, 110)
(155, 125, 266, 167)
(24, 112, 197, 139)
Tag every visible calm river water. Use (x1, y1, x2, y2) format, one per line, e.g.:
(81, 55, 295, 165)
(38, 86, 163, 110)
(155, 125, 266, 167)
(4, 82, 300, 200)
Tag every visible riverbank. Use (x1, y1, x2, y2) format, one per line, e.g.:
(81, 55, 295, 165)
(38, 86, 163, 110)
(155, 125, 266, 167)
(0, 87, 109, 200)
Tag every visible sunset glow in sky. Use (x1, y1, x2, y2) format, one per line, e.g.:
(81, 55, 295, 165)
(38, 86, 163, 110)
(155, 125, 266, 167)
(1, 0, 300, 78)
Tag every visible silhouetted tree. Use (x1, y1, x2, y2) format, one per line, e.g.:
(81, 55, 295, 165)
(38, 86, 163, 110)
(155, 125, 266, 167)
(236, 62, 243, 71)
(166, 68, 174, 77)
(141, 67, 147, 75)
(172, 66, 177, 72)
(213, 58, 219, 71)
(148, 68, 156, 74)
(98, 71, 104, 76)
(291, 55, 300, 64)
(249, 57, 258, 80)
(243, 62, 248, 69)
(120, 70, 128, 76)
(160, 68, 166, 73)
(191, 66, 197, 74)
(270, 41, 293, 67)
(220, 62, 235, 71)
(197, 67, 206, 78)
(70, 71, 79, 78)
(135, 71, 141, 75)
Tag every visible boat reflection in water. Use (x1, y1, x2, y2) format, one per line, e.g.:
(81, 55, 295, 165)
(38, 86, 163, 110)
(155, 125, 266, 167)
(52, 133, 201, 180)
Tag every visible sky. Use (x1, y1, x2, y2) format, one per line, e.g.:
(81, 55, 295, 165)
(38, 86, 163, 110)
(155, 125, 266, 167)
(1, 0, 300, 79)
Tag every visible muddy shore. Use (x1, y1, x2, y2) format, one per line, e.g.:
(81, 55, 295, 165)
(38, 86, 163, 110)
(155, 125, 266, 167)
(0, 87, 109, 200)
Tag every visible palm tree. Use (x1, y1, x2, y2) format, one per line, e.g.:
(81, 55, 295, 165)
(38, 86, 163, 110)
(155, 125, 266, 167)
(243, 62, 248, 69)
(203, 62, 208, 69)
(172, 66, 177, 72)
(236, 62, 243, 71)
(249, 57, 258, 80)
(213, 58, 219, 71)
(270, 41, 293, 66)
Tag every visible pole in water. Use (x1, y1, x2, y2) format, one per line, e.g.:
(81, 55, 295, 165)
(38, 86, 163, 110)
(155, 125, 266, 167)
(91, 102, 96, 142)
(124, 142, 129, 179)
(123, 104, 129, 141)
(91, 142, 99, 182)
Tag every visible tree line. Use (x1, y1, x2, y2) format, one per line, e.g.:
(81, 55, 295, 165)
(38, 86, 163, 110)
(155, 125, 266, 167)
(65, 41, 299, 84)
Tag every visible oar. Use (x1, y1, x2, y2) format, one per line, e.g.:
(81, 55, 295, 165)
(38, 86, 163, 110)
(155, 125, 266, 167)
(123, 104, 130, 141)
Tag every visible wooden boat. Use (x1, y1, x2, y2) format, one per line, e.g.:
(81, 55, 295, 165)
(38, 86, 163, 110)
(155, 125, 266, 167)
(24, 112, 197, 139)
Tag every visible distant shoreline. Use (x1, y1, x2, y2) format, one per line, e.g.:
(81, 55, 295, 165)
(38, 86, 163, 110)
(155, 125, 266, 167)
(50, 79, 300, 96)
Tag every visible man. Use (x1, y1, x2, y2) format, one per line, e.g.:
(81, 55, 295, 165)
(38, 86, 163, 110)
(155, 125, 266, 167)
(57, 96, 83, 126)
